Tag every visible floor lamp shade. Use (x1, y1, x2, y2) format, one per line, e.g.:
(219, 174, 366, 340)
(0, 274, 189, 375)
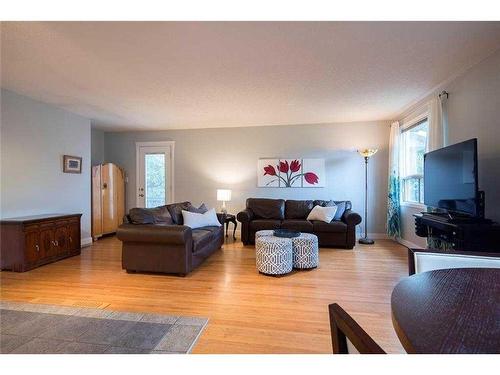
(358, 149, 378, 158)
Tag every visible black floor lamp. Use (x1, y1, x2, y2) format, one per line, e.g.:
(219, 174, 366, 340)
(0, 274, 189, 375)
(358, 149, 378, 245)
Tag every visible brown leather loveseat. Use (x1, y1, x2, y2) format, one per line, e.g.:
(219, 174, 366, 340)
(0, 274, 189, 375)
(116, 202, 223, 276)
(237, 198, 361, 248)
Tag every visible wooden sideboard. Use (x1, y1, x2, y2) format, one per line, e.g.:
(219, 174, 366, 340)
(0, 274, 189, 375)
(0, 214, 82, 272)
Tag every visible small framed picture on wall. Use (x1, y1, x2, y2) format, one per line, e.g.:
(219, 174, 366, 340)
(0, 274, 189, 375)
(63, 155, 82, 174)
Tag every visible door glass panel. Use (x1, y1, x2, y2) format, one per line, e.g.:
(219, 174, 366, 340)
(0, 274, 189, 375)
(145, 153, 166, 208)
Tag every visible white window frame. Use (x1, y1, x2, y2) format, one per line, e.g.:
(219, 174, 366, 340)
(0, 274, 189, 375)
(400, 110, 428, 210)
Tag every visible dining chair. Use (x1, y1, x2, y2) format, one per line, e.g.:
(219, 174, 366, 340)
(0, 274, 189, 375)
(407, 248, 500, 275)
(328, 303, 386, 354)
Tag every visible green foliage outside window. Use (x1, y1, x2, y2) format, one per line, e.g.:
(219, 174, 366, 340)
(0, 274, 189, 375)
(145, 154, 166, 208)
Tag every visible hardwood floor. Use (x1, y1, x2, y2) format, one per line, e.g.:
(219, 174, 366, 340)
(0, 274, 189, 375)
(0, 236, 408, 353)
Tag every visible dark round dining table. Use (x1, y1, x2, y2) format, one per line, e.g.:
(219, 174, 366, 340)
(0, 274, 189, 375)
(391, 268, 500, 354)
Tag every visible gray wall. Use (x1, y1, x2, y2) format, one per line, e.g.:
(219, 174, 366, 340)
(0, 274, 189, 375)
(91, 128, 105, 166)
(399, 49, 500, 246)
(104, 121, 390, 235)
(0, 90, 92, 242)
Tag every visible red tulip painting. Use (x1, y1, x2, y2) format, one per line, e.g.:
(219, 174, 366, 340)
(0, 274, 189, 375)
(290, 159, 301, 173)
(304, 172, 319, 185)
(257, 158, 325, 188)
(263, 165, 277, 177)
(278, 160, 289, 174)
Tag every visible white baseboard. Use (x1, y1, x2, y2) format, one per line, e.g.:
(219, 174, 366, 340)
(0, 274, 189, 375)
(395, 237, 422, 249)
(369, 233, 390, 240)
(356, 232, 390, 240)
(81, 237, 93, 248)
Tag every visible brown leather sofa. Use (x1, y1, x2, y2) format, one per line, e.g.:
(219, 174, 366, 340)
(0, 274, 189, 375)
(237, 198, 361, 248)
(116, 202, 223, 276)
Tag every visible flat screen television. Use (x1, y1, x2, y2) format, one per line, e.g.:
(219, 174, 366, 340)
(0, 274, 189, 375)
(424, 138, 479, 217)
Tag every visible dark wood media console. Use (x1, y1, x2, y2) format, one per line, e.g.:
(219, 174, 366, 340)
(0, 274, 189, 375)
(414, 213, 500, 252)
(0, 213, 82, 272)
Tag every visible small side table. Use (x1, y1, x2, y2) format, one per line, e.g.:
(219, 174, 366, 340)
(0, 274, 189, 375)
(222, 213, 237, 240)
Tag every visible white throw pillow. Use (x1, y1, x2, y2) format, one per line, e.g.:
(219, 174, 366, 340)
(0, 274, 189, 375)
(181, 208, 222, 229)
(306, 205, 338, 223)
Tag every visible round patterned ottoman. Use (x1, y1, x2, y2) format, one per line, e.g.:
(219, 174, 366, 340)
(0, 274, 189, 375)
(255, 230, 274, 239)
(255, 236, 293, 275)
(291, 233, 319, 269)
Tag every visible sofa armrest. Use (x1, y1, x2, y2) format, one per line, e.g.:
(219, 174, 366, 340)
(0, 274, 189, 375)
(342, 210, 362, 226)
(116, 223, 192, 245)
(237, 209, 254, 223)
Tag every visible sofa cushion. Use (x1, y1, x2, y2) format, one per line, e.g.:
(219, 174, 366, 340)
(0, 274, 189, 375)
(128, 206, 175, 225)
(281, 219, 313, 232)
(192, 229, 213, 253)
(246, 198, 285, 220)
(313, 200, 351, 220)
(285, 200, 314, 219)
(199, 226, 224, 234)
(187, 203, 208, 214)
(332, 202, 347, 221)
(249, 219, 282, 231)
(149, 206, 174, 224)
(182, 208, 221, 229)
(167, 201, 192, 224)
(312, 220, 348, 233)
(128, 208, 156, 224)
(307, 205, 338, 223)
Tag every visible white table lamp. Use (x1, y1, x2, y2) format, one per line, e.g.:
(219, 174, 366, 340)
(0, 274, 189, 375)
(217, 189, 232, 214)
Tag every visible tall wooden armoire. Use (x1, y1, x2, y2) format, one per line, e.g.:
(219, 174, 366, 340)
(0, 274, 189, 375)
(92, 163, 125, 240)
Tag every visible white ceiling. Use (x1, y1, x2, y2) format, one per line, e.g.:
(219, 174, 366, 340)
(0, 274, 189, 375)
(2, 22, 500, 131)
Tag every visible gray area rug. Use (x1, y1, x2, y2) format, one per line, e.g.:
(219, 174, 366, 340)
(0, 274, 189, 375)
(0, 301, 208, 354)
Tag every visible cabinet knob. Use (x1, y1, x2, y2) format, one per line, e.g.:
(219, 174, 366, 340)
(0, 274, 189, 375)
(55, 240, 59, 246)
(69, 236, 72, 243)
(35, 244, 40, 252)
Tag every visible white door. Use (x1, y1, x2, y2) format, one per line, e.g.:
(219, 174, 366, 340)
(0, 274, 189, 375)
(136, 142, 174, 208)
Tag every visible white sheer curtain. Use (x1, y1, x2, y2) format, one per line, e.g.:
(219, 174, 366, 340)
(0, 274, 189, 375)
(387, 121, 401, 238)
(427, 96, 448, 151)
(425, 94, 449, 249)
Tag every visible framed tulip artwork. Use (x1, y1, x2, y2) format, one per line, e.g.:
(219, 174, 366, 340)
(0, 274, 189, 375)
(257, 159, 280, 187)
(257, 158, 325, 188)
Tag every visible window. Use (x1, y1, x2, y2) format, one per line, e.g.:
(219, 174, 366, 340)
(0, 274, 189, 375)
(145, 153, 166, 208)
(400, 118, 428, 205)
